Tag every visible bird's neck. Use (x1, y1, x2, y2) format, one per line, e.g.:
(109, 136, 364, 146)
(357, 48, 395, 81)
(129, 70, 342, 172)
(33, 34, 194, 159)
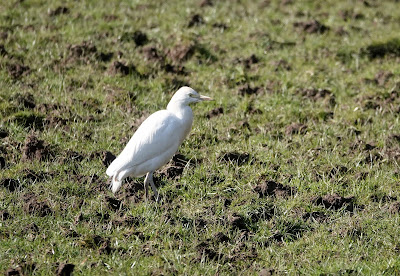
(167, 103, 193, 121)
(167, 103, 194, 145)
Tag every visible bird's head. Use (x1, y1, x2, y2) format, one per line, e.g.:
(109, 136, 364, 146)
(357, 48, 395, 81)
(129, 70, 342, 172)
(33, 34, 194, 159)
(171, 86, 213, 105)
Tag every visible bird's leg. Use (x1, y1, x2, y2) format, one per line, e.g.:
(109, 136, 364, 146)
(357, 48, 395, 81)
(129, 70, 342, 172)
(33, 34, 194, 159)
(148, 171, 159, 202)
(144, 172, 150, 200)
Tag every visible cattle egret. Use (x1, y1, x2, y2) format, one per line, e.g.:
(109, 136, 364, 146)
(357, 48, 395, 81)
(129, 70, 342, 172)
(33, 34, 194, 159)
(106, 86, 212, 201)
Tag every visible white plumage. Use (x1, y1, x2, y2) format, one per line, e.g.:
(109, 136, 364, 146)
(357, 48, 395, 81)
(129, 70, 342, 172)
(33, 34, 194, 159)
(106, 86, 212, 201)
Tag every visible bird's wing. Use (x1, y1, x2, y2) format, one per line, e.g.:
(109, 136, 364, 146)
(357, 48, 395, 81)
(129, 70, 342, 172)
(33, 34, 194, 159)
(106, 110, 182, 176)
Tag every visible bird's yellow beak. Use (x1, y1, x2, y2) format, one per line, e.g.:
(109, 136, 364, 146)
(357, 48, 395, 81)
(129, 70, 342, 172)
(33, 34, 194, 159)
(199, 95, 213, 101)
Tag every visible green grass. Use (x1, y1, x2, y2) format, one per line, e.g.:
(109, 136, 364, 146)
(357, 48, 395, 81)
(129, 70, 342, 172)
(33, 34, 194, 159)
(1, 0, 400, 274)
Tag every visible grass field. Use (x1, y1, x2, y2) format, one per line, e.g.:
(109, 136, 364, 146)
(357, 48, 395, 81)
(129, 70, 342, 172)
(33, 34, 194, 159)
(1, 0, 400, 274)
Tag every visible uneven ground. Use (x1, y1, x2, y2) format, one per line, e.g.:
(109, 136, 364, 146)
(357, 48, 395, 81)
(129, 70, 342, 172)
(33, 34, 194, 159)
(1, 0, 400, 275)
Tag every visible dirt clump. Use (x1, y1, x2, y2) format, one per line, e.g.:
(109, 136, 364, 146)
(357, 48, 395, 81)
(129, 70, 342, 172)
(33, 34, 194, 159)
(296, 88, 336, 106)
(296, 88, 332, 100)
(68, 41, 97, 59)
(6, 262, 36, 276)
(0, 178, 20, 192)
(294, 20, 329, 34)
(0, 156, 6, 168)
(119, 31, 149, 46)
(188, 14, 204, 27)
(218, 152, 251, 165)
(312, 193, 355, 211)
(61, 227, 80, 238)
(141, 45, 164, 62)
(166, 43, 195, 63)
(11, 112, 44, 129)
(0, 44, 8, 56)
(91, 151, 116, 167)
(105, 196, 122, 211)
(285, 123, 307, 135)
(21, 133, 52, 161)
(302, 211, 327, 222)
(370, 194, 397, 203)
(364, 151, 383, 164)
(132, 31, 149, 46)
(55, 263, 75, 276)
(7, 63, 31, 79)
(238, 54, 259, 69)
(82, 235, 114, 254)
(364, 143, 376, 151)
(48, 6, 69, 16)
(163, 63, 187, 75)
(328, 165, 348, 178)
(259, 268, 276, 276)
(0, 210, 12, 220)
(237, 83, 261, 96)
(228, 213, 248, 231)
(0, 128, 8, 138)
(195, 241, 220, 260)
(206, 107, 224, 119)
(338, 9, 364, 21)
(23, 193, 53, 217)
(117, 179, 143, 201)
(212, 232, 230, 243)
(97, 52, 113, 62)
(254, 180, 296, 198)
(108, 61, 137, 75)
(14, 92, 36, 109)
(212, 22, 228, 30)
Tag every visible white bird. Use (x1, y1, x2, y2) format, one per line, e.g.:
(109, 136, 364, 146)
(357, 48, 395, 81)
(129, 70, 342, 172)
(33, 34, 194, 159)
(106, 86, 212, 201)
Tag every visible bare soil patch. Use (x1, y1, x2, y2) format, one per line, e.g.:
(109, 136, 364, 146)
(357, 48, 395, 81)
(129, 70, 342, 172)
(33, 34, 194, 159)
(21, 133, 53, 162)
(218, 152, 251, 165)
(296, 88, 336, 106)
(285, 123, 307, 135)
(55, 263, 75, 276)
(312, 193, 355, 211)
(141, 45, 165, 62)
(237, 84, 261, 96)
(206, 107, 224, 119)
(48, 6, 69, 16)
(166, 43, 195, 63)
(107, 61, 137, 76)
(254, 180, 296, 198)
(188, 14, 204, 27)
(7, 63, 31, 79)
(23, 192, 53, 217)
(294, 20, 329, 34)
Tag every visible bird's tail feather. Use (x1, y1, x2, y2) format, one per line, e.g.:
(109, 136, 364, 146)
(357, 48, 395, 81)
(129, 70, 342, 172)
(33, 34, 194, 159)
(110, 174, 122, 193)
